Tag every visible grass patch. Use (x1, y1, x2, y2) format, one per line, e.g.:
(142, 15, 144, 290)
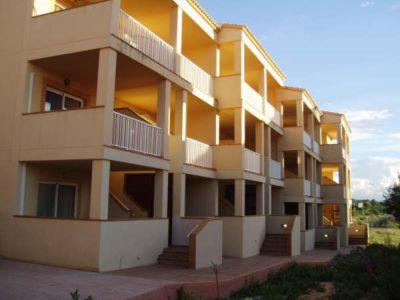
(370, 228, 400, 246)
(229, 245, 400, 300)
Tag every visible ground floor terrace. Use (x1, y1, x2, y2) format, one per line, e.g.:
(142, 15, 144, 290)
(0, 248, 350, 300)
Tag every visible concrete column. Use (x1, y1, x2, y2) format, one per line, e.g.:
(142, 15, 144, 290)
(212, 110, 220, 146)
(173, 172, 186, 217)
(174, 90, 188, 140)
(215, 46, 221, 77)
(265, 183, 272, 216)
(299, 202, 306, 231)
(90, 160, 110, 220)
(157, 80, 171, 158)
(337, 122, 343, 143)
(255, 122, 265, 175)
(234, 179, 245, 216)
(278, 150, 284, 179)
(311, 158, 316, 197)
(97, 48, 117, 145)
(16, 163, 27, 215)
(298, 151, 305, 178)
(233, 41, 245, 81)
(256, 183, 265, 215)
(296, 99, 304, 127)
(154, 170, 168, 218)
(264, 126, 271, 177)
(259, 67, 267, 101)
(212, 179, 219, 216)
(234, 108, 245, 145)
(170, 6, 183, 53)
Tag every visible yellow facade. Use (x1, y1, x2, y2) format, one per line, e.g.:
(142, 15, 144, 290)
(0, 0, 352, 271)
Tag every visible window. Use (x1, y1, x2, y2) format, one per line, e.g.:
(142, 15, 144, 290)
(44, 87, 84, 112)
(37, 182, 77, 218)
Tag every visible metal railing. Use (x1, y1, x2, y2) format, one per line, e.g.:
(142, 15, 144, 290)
(176, 53, 213, 96)
(112, 111, 162, 157)
(117, 10, 175, 70)
(244, 148, 261, 174)
(304, 179, 312, 196)
(243, 82, 263, 113)
(269, 159, 282, 179)
(303, 131, 312, 148)
(185, 138, 213, 169)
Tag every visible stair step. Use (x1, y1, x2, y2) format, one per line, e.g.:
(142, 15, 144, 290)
(158, 245, 190, 268)
(261, 234, 291, 257)
(158, 258, 188, 267)
(163, 246, 189, 254)
(158, 252, 188, 260)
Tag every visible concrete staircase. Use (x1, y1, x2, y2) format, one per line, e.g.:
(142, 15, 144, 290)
(158, 246, 189, 267)
(261, 234, 290, 256)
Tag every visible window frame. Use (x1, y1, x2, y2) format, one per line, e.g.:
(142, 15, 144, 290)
(44, 86, 85, 112)
(37, 181, 79, 218)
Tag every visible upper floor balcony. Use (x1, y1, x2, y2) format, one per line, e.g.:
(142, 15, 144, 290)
(321, 122, 349, 164)
(30, 0, 216, 100)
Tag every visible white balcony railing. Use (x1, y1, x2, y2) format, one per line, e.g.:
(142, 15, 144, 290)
(112, 111, 162, 157)
(265, 101, 281, 127)
(313, 140, 320, 155)
(244, 148, 261, 174)
(269, 159, 282, 179)
(316, 184, 321, 198)
(303, 131, 312, 148)
(176, 53, 213, 96)
(304, 180, 312, 196)
(117, 10, 175, 70)
(185, 138, 213, 169)
(243, 83, 263, 113)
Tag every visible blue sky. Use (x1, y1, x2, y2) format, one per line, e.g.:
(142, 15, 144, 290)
(199, 0, 400, 200)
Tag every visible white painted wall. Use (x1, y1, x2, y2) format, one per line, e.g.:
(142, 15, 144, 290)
(194, 220, 223, 269)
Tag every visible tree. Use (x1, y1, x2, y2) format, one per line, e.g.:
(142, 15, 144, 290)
(384, 174, 400, 222)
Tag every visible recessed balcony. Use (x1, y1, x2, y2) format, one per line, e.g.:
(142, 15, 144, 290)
(112, 111, 163, 157)
(244, 148, 262, 174)
(243, 82, 263, 114)
(185, 138, 213, 169)
(269, 159, 282, 180)
(265, 101, 281, 127)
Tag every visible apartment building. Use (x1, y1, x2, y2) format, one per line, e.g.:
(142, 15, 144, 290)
(0, 0, 353, 272)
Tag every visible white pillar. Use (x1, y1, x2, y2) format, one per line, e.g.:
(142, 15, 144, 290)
(157, 80, 171, 158)
(154, 170, 168, 218)
(90, 160, 110, 220)
(97, 48, 117, 145)
(299, 202, 306, 231)
(174, 90, 188, 139)
(16, 163, 27, 215)
(256, 183, 265, 215)
(296, 100, 304, 127)
(233, 41, 245, 81)
(173, 172, 186, 217)
(170, 6, 183, 53)
(265, 183, 272, 216)
(212, 179, 219, 216)
(234, 108, 245, 145)
(256, 122, 265, 174)
(234, 179, 245, 216)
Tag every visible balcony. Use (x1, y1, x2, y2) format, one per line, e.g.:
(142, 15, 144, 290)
(303, 131, 312, 148)
(269, 159, 282, 180)
(316, 184, 321, 198)
(265, 101, 281, 127)
(313, 140, 320, 155)
(118, 10, 175, 70)
(244, 148, 262, 174)
(243, 82, 263, 114)
(117, 10, 213, 97)
(304, 180, 312, 196)
(321, 184, 347, 202)
(112, 111, 163, 157)
(185, 138, 213, 169)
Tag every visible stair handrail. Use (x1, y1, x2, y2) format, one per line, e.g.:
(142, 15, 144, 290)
(109, 192, 133, 217)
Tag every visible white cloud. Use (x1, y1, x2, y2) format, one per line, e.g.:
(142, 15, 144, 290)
(361, 0, 375, 8)
(389, 133, 400, 139)
(390, 3, 400, 11)
(352, 177, 381, 199)
(346, 109, 392, 122)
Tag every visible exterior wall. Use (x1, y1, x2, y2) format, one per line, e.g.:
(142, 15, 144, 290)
(194, 220, 223, 269)
(221, 216, 265, 258)
(301, 229, 316, 251)
(99, 219, 168, 272)
(186, 179, 217, 217)
(2, 217, 101, 271)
